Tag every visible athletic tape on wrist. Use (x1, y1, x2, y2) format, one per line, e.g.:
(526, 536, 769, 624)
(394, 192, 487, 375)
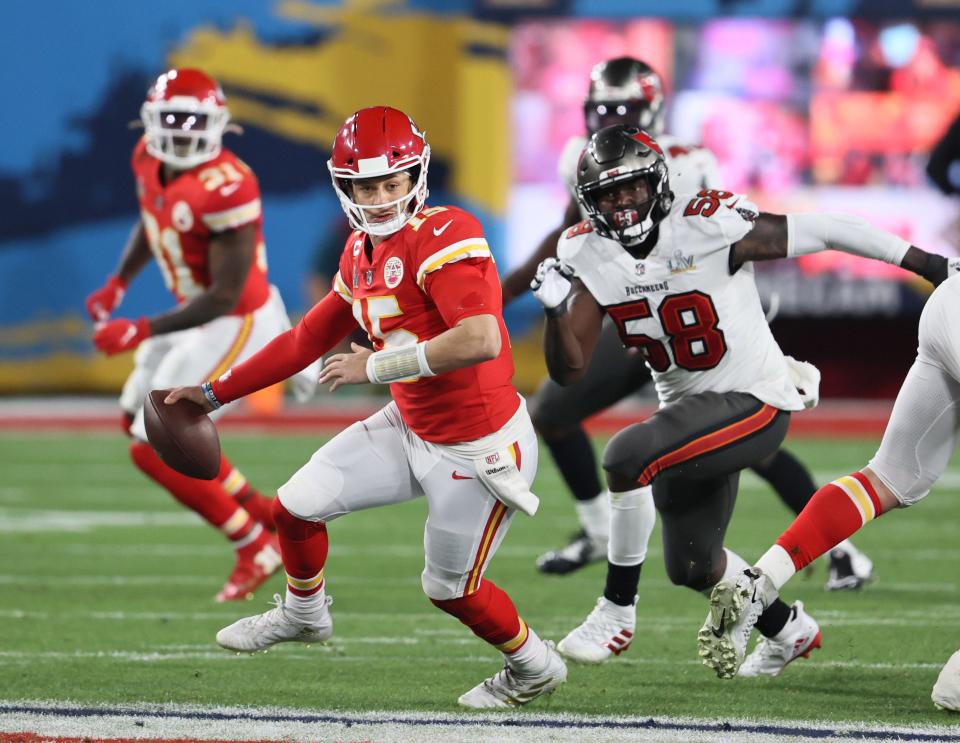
(365, 341, 435, 384)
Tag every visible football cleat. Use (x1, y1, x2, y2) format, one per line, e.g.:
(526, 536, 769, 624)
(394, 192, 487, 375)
(825, 545, 874, 591)
(457, 641, 567, 709)
(215, 535, 283, 603)
(698, 569, 777, 679)
(536, 530, 606, 575)
(557, 596, 636, 664)
(932, 650, 960, 711)
(738, 601, 822, 677)
(216, 593, 333, 653)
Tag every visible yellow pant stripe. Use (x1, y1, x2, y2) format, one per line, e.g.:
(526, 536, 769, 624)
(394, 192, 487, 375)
(466, 502, 507, 594)
(208, 314, 253, 382)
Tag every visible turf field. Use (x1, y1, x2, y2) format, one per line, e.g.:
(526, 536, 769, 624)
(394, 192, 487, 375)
(2, 431, 960, 736)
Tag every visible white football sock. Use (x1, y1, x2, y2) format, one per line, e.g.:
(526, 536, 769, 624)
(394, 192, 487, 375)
(284, 584, 328, 626)
(608, 485, 655, 566)
(755, 544, 798, 590)
(506, 625, 550, 673)
(575, 492, 610, 544)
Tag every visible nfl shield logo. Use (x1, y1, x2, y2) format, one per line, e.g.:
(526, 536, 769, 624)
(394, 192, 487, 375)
(485, 453, 500, 465)
(635, 262, 646, 276)
(364, 270, 374, 286)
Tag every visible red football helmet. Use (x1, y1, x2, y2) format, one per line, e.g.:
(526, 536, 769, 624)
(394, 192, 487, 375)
(327, 107, 430, 236)
(140, 68, 230, 169)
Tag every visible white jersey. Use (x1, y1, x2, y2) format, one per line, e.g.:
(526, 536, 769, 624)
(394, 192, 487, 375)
(557, 133, 721, 218)
(557, 190, 805, 411)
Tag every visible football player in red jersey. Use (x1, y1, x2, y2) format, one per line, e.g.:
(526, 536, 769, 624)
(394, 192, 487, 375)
(165, 106, 567, 708)
(85, 69, 319, 602)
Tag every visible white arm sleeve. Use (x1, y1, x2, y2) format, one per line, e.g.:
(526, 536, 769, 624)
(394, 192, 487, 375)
(786, 213, 910, 265)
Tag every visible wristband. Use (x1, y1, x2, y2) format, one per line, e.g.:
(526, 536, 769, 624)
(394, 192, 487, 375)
(365, 341, 435, 384)
(200, 381, 223, 410)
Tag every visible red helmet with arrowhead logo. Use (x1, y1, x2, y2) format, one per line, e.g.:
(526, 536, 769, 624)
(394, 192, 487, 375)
(140, 68, 230, 169)
(327, 106, 431, 236)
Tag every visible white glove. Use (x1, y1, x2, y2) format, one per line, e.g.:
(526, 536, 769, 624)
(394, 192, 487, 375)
(531, 257, 574, 313)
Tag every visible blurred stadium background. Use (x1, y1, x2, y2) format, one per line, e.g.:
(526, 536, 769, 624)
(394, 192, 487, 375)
(5, 0, 960, 400)
(5, 0, 960, 740)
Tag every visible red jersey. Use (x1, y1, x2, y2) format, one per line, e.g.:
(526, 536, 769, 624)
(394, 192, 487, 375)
(333, 206, 519, 443)
(131, 138, 270, 315)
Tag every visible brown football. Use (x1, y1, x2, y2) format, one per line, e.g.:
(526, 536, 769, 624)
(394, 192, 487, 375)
(143, 389, 221, 480)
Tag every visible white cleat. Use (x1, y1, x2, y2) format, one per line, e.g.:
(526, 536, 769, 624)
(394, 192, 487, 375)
(698, 570, 775, 679)
(557, 596, 636, 664)
(738, 601, 822, 677)
(933, 650, 960, 711)
(216, 593, 333, 653)
(458, 641, 567, 709)
(825, 545, 874, 591)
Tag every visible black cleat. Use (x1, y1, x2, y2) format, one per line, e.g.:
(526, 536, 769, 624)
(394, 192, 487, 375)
(825, 547, 875, 591)
(536, 530, 606, 575)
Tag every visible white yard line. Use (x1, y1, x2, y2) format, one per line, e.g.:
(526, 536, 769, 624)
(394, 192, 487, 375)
(1, 699, 958, 743)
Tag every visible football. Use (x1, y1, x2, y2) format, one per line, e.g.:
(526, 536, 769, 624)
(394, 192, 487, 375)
(143, 389, 221, 480)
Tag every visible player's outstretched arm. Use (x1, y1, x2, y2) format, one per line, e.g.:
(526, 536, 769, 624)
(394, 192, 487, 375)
(501, 199, 582, 305)
(198, 290, 357, 407)
(85, 221, 151, 322)
(731, 212, 953, 285)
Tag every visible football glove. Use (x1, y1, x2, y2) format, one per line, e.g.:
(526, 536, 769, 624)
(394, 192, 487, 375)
(531, 257, 575, 313)
(93, 316, 151, 355)
(85, 276, 127, 322)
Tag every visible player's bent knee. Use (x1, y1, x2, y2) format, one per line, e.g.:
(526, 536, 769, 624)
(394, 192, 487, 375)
(421, 566, 470, 602)
(272, 498, 325, 541)
(866, 463, 932, 509)
(603, 425, 658, 484)
(663, 555, 719, 591)
(276, 453, 347, 522)
(430, 580, 492, 620)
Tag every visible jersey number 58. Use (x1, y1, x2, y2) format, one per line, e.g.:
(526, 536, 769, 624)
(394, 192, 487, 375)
(606, 291, 727, 372)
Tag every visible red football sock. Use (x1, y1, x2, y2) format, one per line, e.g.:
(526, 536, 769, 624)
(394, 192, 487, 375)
(217, 455, 275, 529)
(130, 441, 255, 544)
(776, 471, 884, 571)
(432, 579, 529, 653)
(273, 499, 328, 597)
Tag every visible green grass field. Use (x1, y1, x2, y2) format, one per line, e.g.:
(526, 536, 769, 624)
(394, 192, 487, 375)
(2, 431, 959, 730)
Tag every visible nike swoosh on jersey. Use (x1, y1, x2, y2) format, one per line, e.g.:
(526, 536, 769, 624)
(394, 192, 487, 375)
(220, 182, 242, 197)
(451, 471, 474, 480)
(433, 219, 454, 237)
